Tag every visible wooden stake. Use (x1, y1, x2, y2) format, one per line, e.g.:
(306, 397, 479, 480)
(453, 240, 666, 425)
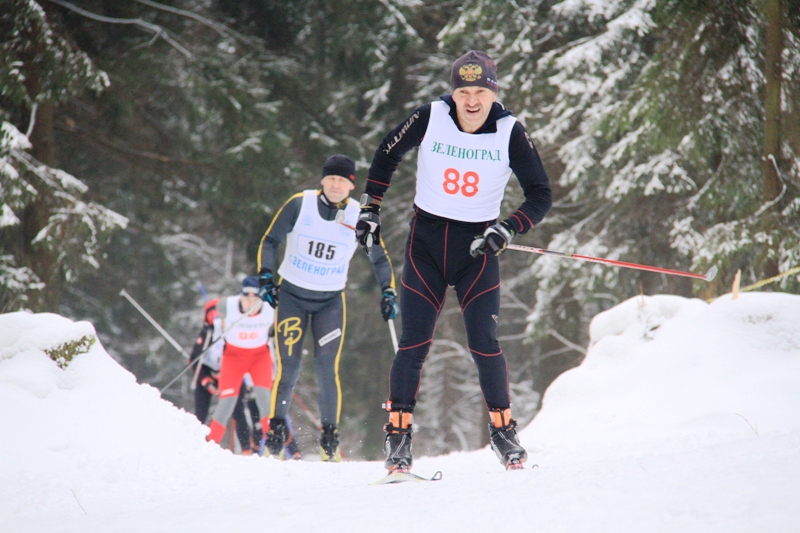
(732, 269, 741, 300)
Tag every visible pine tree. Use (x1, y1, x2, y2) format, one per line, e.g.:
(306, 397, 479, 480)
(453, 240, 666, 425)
(1, 0, 123, 311)
(432, 0, 800, 370)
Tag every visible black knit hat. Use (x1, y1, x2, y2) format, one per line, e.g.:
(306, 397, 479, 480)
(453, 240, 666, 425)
(450, 50, 499, 93)
(241, 275, 259, 295)
(322, 154, 356, 183)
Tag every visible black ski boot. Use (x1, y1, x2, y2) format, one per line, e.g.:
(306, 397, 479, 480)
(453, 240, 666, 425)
(285, 432, 302, 460)
(383, 410, 413, 472)
(488, 408, 527, 470)
(265, 417, 287, 459)
(319, 424, 342, 462)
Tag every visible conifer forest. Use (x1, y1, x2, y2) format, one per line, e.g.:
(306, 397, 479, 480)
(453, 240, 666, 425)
(2, 0, 799, 459)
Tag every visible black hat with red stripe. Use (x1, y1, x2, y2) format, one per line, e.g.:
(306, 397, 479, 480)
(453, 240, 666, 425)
(322, 154, 356, 183)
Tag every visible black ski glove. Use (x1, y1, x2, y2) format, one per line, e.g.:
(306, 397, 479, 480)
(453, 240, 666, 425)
(355, 194, 381, 255)
(470, 221, 515, 258)
(380, 288, 399, 321)
(257, 268, 280, 308)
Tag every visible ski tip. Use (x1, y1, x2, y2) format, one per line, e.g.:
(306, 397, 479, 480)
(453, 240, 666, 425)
(506, 458, 526, 471)
(704, 265, 719, 282)
(334, 210, 346, 224)
(505, 461, 539, 471)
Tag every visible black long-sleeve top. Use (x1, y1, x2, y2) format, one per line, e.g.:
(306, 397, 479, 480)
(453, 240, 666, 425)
(365, 95, 552, 234)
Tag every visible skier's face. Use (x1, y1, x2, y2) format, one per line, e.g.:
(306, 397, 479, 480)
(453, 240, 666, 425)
(452, 86, 497, 133)
(320, 175, 355, 204)
(240, 293, 261, 315)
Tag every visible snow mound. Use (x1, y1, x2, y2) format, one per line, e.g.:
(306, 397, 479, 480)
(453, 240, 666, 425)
(2, 297, 800, 531)
(522, 292, 800, 458)
(0, 311, 96, 362)
(0, 312, 224, 516)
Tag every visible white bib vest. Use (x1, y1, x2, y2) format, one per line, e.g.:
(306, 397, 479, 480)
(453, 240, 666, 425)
(278, 190, 359, 291)
(222, 296, 273, 349)
(415, 101, 515, 222)
(201, 317, 224, 370)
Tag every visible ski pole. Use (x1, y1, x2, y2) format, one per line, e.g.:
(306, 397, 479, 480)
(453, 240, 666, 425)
(291, 392, 322, 431)
(337, 211, 717, 281)
(191, 283, 211, 390)
(120, 289, 192, 359)
(507, 244, 718, 281)
(335, 212, 400, 354)
(334, 210, 356, 231)
(198, 282, 209, 301)
(190, 333, 205, 392)
(159, 299, 263, 395)
(388, 318, 399, 354)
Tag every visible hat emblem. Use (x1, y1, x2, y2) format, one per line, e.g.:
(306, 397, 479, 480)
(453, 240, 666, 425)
(459, 63, 483, 82)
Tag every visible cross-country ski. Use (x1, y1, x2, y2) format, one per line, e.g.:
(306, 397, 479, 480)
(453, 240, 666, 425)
(371, 470, 443, 485)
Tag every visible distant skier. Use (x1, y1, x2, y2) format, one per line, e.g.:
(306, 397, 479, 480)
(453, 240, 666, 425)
(256, 154, 398, 461)
(205, 276, 275, 450)
(355, 51, 552, 471)
(193, 301, 303, 456)
(189, 298, 256, 453)
(189, 297, 225, 425)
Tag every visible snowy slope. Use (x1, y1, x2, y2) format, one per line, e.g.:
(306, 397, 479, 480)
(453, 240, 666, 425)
(1, 292, 799, 532)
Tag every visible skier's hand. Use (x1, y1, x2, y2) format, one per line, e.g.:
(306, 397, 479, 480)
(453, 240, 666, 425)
(200, 375, 219, 395)
(470, 222, 515, 258)
(257, 268, 280, 308)
(380, 288, 399, 321)
(355, 195, 381, 255)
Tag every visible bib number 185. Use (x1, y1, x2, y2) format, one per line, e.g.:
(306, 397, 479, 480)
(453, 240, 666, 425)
(443, 168, 479, 197)
(307, 240, 336, 260)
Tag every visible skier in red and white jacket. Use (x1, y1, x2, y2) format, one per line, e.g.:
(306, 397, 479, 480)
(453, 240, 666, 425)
(205, 276, 275, 449)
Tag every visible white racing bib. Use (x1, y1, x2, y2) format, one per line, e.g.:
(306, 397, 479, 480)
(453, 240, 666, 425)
(222, 296, 273, 349)
(415, 100, 515, 222)
(278, 190, 359, 291)
(201, 317, 224, 370)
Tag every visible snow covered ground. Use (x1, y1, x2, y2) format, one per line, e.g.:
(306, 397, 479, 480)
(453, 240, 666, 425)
(2, 292, 799, 532)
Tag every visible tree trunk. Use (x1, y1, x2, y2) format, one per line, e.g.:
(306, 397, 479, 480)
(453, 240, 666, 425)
(762, 0, 783, 279)
(22, 11, 61, 312)
(762, 0, 783, 202)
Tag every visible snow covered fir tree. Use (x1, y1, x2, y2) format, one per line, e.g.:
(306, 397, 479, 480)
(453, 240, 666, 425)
(2, 0, 799, 463)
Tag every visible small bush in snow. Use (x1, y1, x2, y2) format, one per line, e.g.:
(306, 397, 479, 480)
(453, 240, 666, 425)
(45, 335, 95, 369)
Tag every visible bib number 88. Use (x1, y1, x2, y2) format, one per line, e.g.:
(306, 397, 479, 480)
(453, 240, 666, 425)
(443, 168, 479, 197)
